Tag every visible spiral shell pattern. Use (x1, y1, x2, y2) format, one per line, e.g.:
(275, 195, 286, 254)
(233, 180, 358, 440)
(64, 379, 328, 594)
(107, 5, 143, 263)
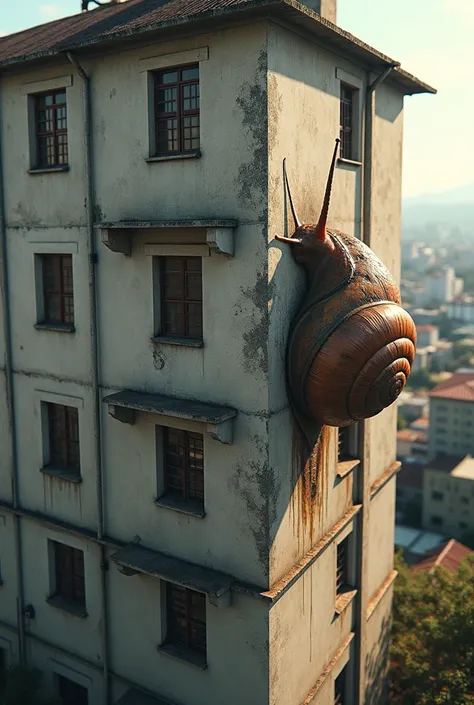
(304, 302, 416, 427)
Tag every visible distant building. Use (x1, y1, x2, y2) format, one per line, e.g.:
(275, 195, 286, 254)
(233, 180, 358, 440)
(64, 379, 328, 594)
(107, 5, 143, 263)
(410, 417, 429, 432)
(424, 267, 456, 305)
(397, 391, 429, 421)
(411, 539, 473, 575)
(394, 524, 445, 564)
(428, 373, 474, 459)
(422, 456, 474, 538)
(447, 296, 474, 323)
(396, 429, 428, 461)
(410, 308, 441, 325)
(396, 461, 425, 526)
(416, 324, 439, 347)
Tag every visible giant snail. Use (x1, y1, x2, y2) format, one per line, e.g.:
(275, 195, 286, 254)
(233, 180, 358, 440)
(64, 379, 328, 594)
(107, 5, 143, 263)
(276, 139, 417, 450)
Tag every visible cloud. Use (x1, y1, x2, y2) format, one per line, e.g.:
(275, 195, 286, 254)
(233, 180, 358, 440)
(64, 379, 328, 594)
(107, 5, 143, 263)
(39, 4, 71, 20)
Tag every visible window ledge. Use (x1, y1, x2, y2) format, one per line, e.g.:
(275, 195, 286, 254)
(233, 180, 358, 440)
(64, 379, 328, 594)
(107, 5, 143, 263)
(35, 323, 75, 334)
(157, 643, 207, 670)
(337, 157, 362, 167)
(40, 466, 82, 484)
(155, 495, 205, 518)
(46, 595, 88, 618)
(146, 151, 201, 163)
(334, 587, 357, 617)
(28, 166, 70, 175)
(152, 336, 203, 348)
(336, 458, 360, 479)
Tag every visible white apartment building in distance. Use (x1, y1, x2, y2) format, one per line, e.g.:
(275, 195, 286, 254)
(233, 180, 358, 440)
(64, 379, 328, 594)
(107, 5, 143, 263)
(0, 1, 433, 704)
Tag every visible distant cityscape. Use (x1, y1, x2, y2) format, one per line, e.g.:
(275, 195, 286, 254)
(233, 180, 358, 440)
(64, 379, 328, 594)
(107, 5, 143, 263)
(395, 202, 474, 569)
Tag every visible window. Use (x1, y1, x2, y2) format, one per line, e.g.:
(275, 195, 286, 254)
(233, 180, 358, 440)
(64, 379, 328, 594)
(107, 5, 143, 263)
(57, 675, 88, 705)
(461, 496, 469, 505)
(35, 91, 68, 168)
(334, 665, 347, 705)
(336, 537, 349, 595)
(160, 257, 203, 339)
(163, 428, 204, 507)
(431, 516, 443, 527)
(340, 84, 355, 159)
(153, 65, 199, 156)
(166, 583, 206, 655)
(51, 541, 85, 608)
(39, 255, 74, 326)
(432, 490, 444, 501)
(459, 521, 468, 530)
(338, 426, 353, 462)
(47, 403, 80, 475)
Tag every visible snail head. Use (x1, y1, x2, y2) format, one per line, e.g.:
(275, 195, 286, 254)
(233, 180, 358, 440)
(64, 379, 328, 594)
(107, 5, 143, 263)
(276, 139, 340, 268)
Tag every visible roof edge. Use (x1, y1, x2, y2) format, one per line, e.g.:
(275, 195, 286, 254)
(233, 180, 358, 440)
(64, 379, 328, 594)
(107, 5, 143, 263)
(0, 0, 437, 94)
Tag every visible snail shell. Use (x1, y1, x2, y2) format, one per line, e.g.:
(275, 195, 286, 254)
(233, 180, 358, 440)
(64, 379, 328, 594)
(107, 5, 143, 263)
(277, 141, 416, 449)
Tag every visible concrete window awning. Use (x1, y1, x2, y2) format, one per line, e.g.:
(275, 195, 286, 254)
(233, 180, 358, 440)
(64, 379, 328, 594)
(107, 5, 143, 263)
(97, 219, 237, 257)
(111, 543, 234, 607)
(115, 689, 173, 705)
(103, 390, 236, 444)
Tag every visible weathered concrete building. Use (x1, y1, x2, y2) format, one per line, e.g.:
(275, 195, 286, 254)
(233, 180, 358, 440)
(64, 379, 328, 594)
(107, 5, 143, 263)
(0, 1, 433, 704)
(428, 373, 474, 460)
(422, 456, 474, 539)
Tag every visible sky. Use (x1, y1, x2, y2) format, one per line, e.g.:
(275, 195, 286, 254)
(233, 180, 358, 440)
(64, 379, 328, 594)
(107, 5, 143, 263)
(0, 0, 472, 199)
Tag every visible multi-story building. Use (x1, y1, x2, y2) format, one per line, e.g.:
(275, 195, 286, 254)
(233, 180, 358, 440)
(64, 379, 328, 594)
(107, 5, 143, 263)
(428, 373, 474, 460)
(422, 456, 474, 538)
(0, 1, 433, 704)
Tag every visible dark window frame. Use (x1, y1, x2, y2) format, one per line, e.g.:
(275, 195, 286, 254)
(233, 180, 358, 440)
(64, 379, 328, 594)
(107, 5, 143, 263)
(153, 64, 200, 156)
(40, 254, 74, 326)
(432, 490, 444, 501)
(334, 665, 347, 705)
(57, 674, 88, 705)
(339, 83, 355, 160)
(336, 537, 350, 594)
(52, 541, 85, 608)
(160, 256, 203, 340)
(431, 515, 443, 527)
(165, 582, 206, 655)
(163, 427, 204, 506)
(34, 90, 68, 168)
(47, 403, 80, 475)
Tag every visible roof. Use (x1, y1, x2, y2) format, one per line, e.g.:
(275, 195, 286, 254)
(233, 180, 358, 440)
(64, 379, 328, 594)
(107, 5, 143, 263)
(397, 460, 425, 490)
(412, 539, 473, 575)
(410, 417, 429, 430)
(450, 455, 474, 481)
(0, 0, 435, 95)
(394, 524, 444, 556)
(396, 429, 427, 443)
(429, 372, 474, 402)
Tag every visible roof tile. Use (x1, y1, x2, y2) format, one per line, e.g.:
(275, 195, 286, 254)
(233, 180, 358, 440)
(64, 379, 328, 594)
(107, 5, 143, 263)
(412, 539, 473, 575)
(429, 372, 474, 402)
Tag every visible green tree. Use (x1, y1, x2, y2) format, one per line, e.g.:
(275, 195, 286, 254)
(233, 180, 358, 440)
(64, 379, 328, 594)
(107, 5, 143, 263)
(390, 552, 474, 704)
(406, 368, 437, 391)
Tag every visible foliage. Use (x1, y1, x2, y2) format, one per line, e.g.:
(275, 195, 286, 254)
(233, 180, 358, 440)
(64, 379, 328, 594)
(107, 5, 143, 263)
(397, 411, 408, 430)
(390, 552, 474, 704)
(406, 368, 437, 391)
(0, 666, 61, 705)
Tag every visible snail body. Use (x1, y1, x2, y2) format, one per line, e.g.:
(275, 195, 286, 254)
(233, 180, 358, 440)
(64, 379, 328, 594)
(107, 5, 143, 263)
(276, 141, 416, 449)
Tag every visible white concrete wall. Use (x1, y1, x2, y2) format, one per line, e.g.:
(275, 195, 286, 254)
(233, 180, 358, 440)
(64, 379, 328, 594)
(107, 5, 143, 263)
(108, 562, 269, 705)
(269, 534, 356, 705)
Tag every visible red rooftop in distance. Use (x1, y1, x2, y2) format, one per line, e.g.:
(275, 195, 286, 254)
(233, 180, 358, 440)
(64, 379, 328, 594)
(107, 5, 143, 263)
(412, 539, 473, 575)
(428, 372, 474, 402)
